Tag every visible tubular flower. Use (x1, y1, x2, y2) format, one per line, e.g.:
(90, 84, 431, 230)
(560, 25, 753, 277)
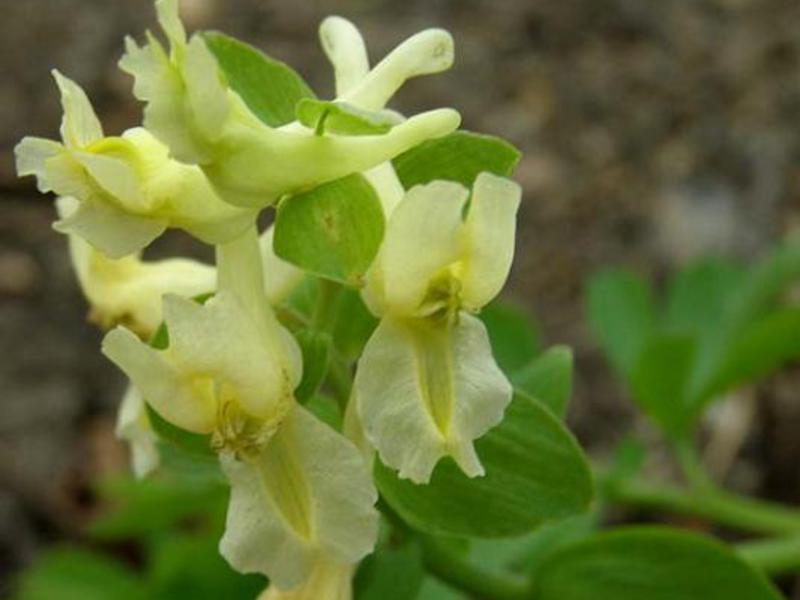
(14, 72, 255, 259)
(119, 0, 460, 209)
(102, 228, 378, 589)
(355, 173, 522, 483)
(56, 196, 215, 337)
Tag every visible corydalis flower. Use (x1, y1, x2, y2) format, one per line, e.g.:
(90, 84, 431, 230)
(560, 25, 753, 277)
(355, 173, 521, 483)
(119, 0, 460, 209)
(14, 73, 255, 259)
(102, 229, 378, 589)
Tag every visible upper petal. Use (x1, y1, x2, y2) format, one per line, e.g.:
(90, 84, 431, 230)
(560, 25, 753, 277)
(52, 70, 103, 148)
(340, 28, 454, 112)
(163, 292, 298, 423)
(102, 326, 217, 433)
(220, 405, 378, 588)
(459, 172, 521, 310)
(319, 17, 370, 97)
(367, 180, 467, 316)
(14, 137, 64, 192)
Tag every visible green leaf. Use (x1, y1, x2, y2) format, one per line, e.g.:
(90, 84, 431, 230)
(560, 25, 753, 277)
(479, 300, 540, 375)
(586, 269, 656, 379)
(16, 547, 147, 600)
(416, 578, 465, 600)
(274, 174, 385, 285)
(203, 32, 315, 127)
(332, 288, 379, 361)
(296, 99, 400, 136)
(664, 258, 745, 338)
(512, 345, 573, 418)
(722, 234, 800, 333)
(355, 542, 425, 600)
(629, 334, 695, 437)
(375, 392, 593, 538)
(695, 307, 800, 409)
(294, 329, 332, 402)
(533, 527, 781, 600)
(89, 476, 226, 540)
(470, 514, 596, 576)
(147, 534, 265, 600)
(393, 131, 520, 189)
(689, 235, 800, 405)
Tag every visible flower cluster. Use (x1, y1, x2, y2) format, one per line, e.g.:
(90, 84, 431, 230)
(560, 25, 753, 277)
(15, 1, 520, 598)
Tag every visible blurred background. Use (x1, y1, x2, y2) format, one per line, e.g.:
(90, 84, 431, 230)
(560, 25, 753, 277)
(2, 0, 800, 596)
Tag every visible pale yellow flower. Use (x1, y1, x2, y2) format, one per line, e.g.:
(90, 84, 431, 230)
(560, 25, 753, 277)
(355, 173, 521, 483)
(119, 0, 460, 209)
(102, 228, 378, 587)
(15, 73, 255, 259)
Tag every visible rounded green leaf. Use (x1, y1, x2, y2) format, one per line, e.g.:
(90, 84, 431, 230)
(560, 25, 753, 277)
(586, 268, 656, 380)
(480, 300, 540, 375)
(533, 527, 781, 600)
(274, 174, 385, 285)
(393, 130, 520, 189)
(512, 345, 573, 419)
(375, 392, 593, 538)
(203, 32, 315, 127)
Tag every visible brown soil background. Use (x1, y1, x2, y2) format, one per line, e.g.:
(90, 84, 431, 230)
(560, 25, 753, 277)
(2, 0, 800, 596)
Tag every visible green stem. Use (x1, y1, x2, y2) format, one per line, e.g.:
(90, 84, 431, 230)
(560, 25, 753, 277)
(312, 278, 343, 333)
(420, 536, 534, 600)
(607, 478, 800, 536)
(327, 355, 353, 411)
(378, 500, 535, 600)
(673, 438, 715, 492)
(737, 535, 800, 576)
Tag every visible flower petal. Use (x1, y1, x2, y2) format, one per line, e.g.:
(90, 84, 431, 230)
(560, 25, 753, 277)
(102, 326, 217, 433)
(460, 172, 521, 310)
(365, 180, 467, 316)
(259, 560, 354, 600)
(155, 0, 186, 47)
(115, 385, 160, 478)
(319, 16, 370, 96)
(183, 35, 230, 142)
(355, 314, 512, 483)
(163, 292, 300, 423)
(341, 29, 454, 111)
(52, 70, 103, 147)
(202, 107, 461, 208)
(220, 405, 378, 588)
(73, 151, 145, 212)
(54, 197, 166, 259)
(14, 137, 64, 193)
